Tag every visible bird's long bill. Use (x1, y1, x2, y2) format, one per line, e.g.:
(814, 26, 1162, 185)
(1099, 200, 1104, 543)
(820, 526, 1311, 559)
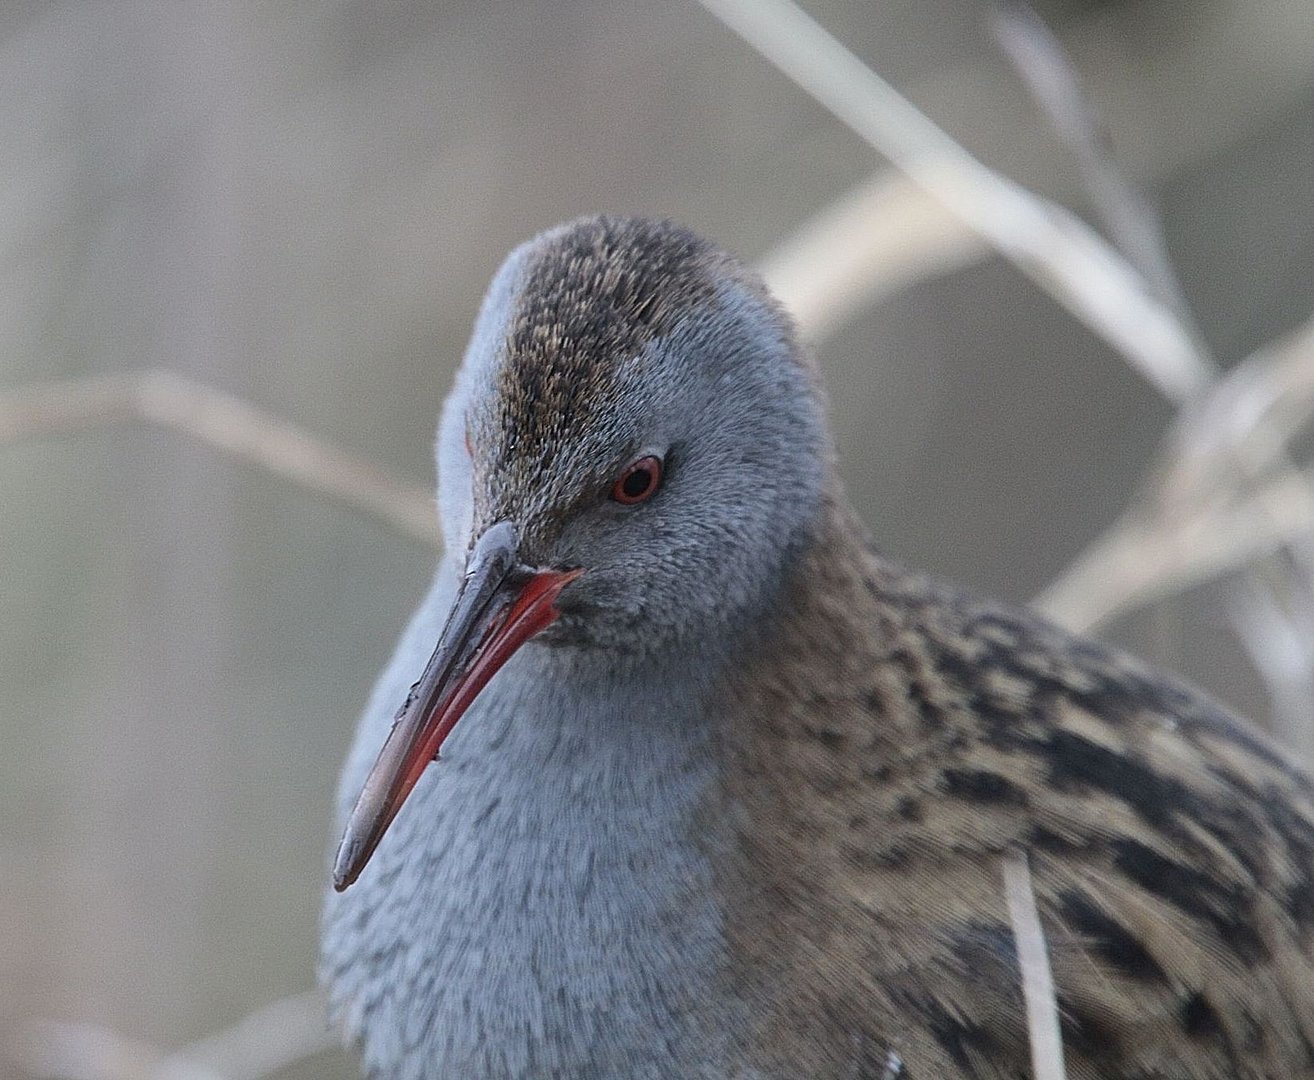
(332, 521, 580, 891)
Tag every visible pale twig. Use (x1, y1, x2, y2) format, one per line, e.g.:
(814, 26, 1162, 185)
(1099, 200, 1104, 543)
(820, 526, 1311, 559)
(1165, 322, 1314, 738)
(1036, 313, 1314, 630)
(698, 0, 1211, 402)
(0, 368, 439, 547)
(1037, 316, 1314, 632)
(1003, 852, 1068, 1080)
(10, 991, 335, 1080)
(992, 0, 1314, 732)
(0, 371, 143, 439)
(1034, 468, 1314, 631)
(1227, 577, 1314, 750)
(1161, 317, 1314, 505)
(990, 0, 1203, 336)
(10, 1019, 221, 1080)
(757, 171, 988, 341)
(160, 989, 336, 1080)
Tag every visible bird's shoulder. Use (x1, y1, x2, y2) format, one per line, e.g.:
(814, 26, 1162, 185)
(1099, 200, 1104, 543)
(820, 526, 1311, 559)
(719, 502, 1314, 1078)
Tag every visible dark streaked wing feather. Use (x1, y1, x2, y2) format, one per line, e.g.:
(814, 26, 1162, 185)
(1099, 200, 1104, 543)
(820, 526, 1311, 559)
(723, 490, 1314, 1079)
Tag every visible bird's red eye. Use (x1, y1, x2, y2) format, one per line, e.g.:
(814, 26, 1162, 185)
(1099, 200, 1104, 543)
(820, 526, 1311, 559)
(611, 455, 663, 505)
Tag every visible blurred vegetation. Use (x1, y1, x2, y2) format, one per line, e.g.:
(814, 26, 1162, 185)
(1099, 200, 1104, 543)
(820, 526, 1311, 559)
(2, 2, 1313, 1077)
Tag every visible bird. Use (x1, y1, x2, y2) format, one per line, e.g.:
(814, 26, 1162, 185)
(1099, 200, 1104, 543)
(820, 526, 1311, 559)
(320, 215, 1314, 1079)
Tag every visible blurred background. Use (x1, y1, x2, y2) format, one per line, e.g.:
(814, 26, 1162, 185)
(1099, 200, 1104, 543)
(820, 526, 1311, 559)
(3, 1, 1313, 1077)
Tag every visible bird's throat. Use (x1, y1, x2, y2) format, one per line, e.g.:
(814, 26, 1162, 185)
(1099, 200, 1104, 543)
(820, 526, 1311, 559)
(322, 570, 740, 1075)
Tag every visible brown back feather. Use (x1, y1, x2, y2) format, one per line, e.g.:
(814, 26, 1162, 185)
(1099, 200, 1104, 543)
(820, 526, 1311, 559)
(720, 487, 1314, 1079)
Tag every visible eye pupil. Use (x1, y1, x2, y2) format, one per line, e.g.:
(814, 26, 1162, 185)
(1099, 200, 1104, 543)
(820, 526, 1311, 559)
(622, 468, 652, 498)
(611, 455, 663, 504)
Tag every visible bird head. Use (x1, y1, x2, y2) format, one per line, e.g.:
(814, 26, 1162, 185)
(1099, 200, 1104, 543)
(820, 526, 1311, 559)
(333, 216, 828, 889)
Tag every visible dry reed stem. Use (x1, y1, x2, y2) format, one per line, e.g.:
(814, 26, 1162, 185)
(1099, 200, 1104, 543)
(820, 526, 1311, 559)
(0, 368, 438, 548)
(1031, 259, 1314, 635)
(10, 1019, 218, 1080)
(10, 990, 335, 1080)
(990, 0, 1203, 335)
(699, 0, 1211, 402)
(1003, 852, 1069, 1080)
(161, 990, 337, 1080)
(990, 0, 1314, 738)
(757, 171, 988, 340)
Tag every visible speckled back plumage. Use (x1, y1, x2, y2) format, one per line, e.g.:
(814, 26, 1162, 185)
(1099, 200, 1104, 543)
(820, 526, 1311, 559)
(323, 216, 1314, 1079)
(722, 488, 1314, 1078)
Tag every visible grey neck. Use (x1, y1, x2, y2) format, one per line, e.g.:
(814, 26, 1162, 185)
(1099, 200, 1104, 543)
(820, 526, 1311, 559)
(321, 558, 750, 1079)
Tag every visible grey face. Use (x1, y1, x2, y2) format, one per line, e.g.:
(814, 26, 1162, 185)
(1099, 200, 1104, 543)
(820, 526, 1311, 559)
(438, 216, 830, 658)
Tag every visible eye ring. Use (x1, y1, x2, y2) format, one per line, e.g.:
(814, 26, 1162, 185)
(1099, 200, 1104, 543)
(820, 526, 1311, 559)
(611, 455, 664, 505)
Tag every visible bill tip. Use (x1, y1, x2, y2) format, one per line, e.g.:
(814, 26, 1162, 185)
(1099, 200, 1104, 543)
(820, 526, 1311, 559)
(332, 836, 363, 891)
